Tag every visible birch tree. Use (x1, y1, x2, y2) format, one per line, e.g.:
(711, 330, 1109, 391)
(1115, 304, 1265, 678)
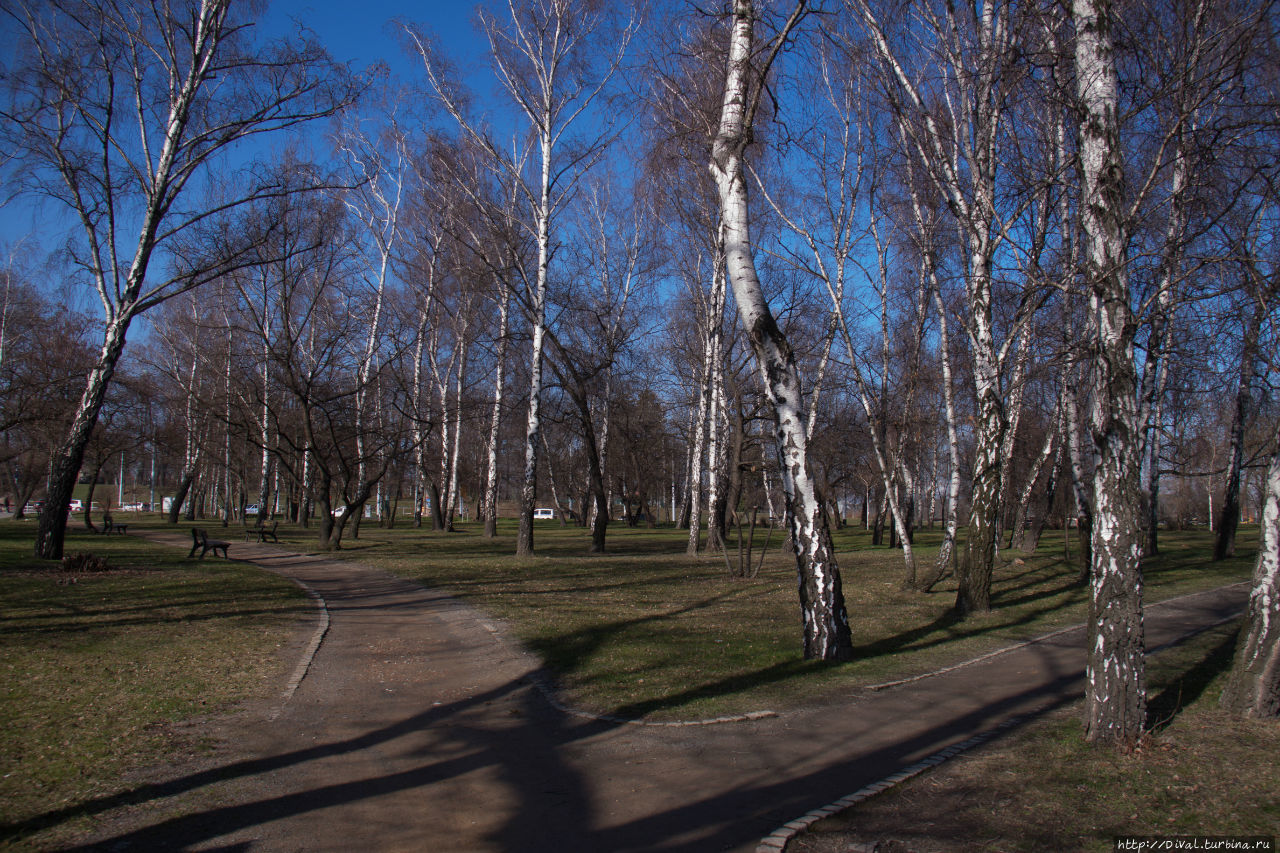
(845, 0, 1040, 614)
(424, 138, 523, 538)
(154, 294, 210, 523)
(709, 0, 854, 661)
(750, 42, 924, 587)
(3, 0, 356, 559)
(542, 182, 647, 552)
(410, 0, 636, 557)
(339, 113, 407, 537)
(1073, 0, 1147, 748)
(1221, 415, 1280, 717)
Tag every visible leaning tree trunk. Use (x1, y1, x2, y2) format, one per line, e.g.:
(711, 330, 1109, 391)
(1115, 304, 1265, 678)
(1010, 408, 1061, 552)
(1017, 421, 1064, 554)
(1220, 423, 1280, 717)
(36, 316, 132, 558)
(710, 0, 853, 662)
(995, 333, 1031, 552)
(1075, 0, 1146, 749)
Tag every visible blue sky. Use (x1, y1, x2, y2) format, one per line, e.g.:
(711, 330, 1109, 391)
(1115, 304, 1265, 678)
(264, 1, 488, 80)
(0, 2, 493, 272)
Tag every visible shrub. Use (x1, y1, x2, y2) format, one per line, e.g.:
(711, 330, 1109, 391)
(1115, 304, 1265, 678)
(61, 552, 113, 574)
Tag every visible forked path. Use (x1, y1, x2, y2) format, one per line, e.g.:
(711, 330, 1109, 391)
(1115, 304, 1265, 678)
(72, 532, 1246, 852)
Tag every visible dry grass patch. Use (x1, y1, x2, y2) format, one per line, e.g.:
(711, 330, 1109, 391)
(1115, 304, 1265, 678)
(309, 521, 1255, 720)
(0, 523, 310, 850)
(790, 621, 1280, 853)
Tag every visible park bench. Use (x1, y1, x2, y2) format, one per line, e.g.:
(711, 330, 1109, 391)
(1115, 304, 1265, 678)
(98, 515, 127, 535)
(188, 527, 230, 559)
(244, 520, 279, 543)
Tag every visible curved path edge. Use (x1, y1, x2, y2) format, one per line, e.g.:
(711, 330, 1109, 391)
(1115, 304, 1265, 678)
(758, 583, 1249, 852)
(98, 529, 1250, 853)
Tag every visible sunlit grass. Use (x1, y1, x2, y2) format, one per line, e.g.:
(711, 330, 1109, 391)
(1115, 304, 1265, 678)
(0, 522, 308, 848)
(792, 620, 1280, 852)
(0, 513, 1259, 850)
(291, 517, 1256, 720)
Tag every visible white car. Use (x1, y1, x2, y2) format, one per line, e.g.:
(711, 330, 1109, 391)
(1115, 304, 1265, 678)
(533, 507, 556, 520)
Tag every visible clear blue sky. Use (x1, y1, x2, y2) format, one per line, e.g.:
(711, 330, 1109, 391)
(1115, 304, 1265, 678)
(0, 2, 493, 270)
(264, 1, 489, 81)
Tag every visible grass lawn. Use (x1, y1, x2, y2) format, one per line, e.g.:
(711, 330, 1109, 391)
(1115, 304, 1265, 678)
(0, 520, 310, 850)
(297, 518, 1257, 721)
(789, 619, 1280, 852)
(0, 512, 1270, 851)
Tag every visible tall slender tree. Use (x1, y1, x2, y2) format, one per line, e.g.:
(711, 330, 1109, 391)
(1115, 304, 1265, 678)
(2, 0, 357, 558)
(411, 0, 637, 557)
(1073, 0, 1147, 748)
(709, 0, 854, 661)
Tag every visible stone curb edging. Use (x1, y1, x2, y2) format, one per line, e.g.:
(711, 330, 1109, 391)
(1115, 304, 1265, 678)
(754, 712, 1033, 853)
(266, 574, 329, 721)
(756, 582, 1250, 852)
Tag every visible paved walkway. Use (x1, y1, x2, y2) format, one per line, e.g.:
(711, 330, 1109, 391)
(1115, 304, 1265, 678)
(64, 531, 1246, 853)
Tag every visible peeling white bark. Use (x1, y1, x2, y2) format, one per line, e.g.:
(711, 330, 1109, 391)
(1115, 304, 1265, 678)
(1074, 0, 1146, 748)
(710, 0, 852, 661)
(1221, 385, 1280, 716)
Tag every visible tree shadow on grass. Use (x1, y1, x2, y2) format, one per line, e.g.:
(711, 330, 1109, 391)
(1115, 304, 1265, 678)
(603, 596, 1093, 720)
(1146, 626, 1240, 733)
(2, 673, 607, 852)
(525, 589, 742, 676)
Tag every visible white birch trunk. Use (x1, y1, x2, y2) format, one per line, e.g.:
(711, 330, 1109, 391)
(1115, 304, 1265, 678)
(995, 330, 1031, 553)
(258, 305, 271, 520)
(1221, 423, 1280, 717)
(484, 287, 510, 537)
(931, 282, 962, 583)
(444, 326, 468, 530)
(686, 307, 714, 555)
(517, 241, 548, 557)
(1011, 406, 1062, 552)
(706, 316, 726, 551)
(1075, 0, 1146, 748)
(711, 0, 853, 661)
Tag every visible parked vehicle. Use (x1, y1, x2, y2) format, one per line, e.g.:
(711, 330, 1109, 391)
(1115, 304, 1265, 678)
(533, 507, 556, 520)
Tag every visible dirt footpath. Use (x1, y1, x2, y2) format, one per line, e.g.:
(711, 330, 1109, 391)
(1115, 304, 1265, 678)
(67, 532, 1246, 853)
